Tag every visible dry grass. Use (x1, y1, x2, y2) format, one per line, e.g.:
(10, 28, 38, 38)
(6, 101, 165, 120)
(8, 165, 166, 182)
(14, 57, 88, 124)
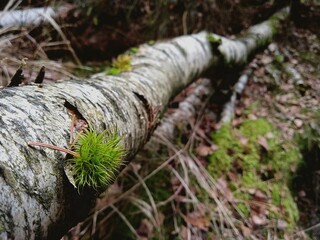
(1, 2, 317, 239)
(0, 1, 79, 87)
(62, 85, 247, 240)
(64, 147, 245, 239)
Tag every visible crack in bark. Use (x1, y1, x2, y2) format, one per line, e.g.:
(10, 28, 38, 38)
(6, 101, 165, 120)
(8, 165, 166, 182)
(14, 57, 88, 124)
(132, 91, 161, 141)
(133, 91, 151, 122)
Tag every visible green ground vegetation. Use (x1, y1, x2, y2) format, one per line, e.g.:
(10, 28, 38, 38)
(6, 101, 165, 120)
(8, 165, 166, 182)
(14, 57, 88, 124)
(208, 118, 301, 227)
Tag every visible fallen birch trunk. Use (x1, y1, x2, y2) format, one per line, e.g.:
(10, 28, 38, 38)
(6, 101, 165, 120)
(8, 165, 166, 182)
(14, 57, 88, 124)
(0, 8, 288, 239)
(219, 70, 251, 125)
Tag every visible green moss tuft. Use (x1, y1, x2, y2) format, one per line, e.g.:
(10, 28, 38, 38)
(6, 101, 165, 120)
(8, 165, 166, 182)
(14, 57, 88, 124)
(69, 129, 125, 190)
(130, 47, 139, 53)
(270, 184, 299, 224)
(207, 33, 222, 45)
(239, 119, 272, 139)
(106, 54, 132, 75)
(208, 124, 240, 177)
(237, 202, 250, 218)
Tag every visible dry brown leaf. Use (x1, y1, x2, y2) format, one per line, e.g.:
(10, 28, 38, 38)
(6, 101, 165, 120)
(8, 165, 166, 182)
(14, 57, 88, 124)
(216, 178, 228, 190)
(293, 118, 303, 128)
(239, 135, 249, 146)
(261, 55, 273, 65)
(235, 108, 243, 116)
(265, 131, 274, 139)
(290, 58, 298, 65)
(139, 237, 148, 240)
(248, 188, 256, 195)
(258, 136, 269, 151)
(131, 163, 141, 172)
(250, 202, 267, 216)
(210, 144, 219, 151)
(281, 83, 294, 91)
(244, 98, 251, 107)
(137, 219, 154, 238)
(248, 113, 257, 120)
(157, 212, 165, 226)
(179, 226, 188, 240)
(96, 183, 122, 208)
(253, 189, 268, 201)
(268, 43, 277, 52)
(251, 214, 267, 226)
(290, 164, 297, 173)
(186, 211, 210, 230)
(276, 93, 294, 103)
(254, 68, 265, 77)
(284, 234, 292, 240)
(216, 178, 234, 202)
(240, 224, 252, 237)
(232, 118, 244, 127)
(171, 177, 181, 191)
(195, 145, 214, 157)
(196, 128, 207, 139)
(277, 219, 288, 230)
(298, 190, 306, 198)
(274, 171, 283, 180)
(266, 163, 273, 171)
(227, 171, 238, 182)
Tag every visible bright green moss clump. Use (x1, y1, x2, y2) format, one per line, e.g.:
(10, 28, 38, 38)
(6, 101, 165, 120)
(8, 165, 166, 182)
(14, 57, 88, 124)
(208, 119, 301, 227)
(70, 129, 125, 190)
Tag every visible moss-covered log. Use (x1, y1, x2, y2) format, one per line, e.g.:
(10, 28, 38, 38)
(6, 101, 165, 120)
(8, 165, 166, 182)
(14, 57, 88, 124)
(0, 8, 288, 239)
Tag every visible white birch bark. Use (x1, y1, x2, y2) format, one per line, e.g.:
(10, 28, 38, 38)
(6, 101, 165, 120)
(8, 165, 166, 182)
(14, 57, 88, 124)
(0, 6, 68, 27)
(0, 8, 288, 239)
(219, 71, 251, 124)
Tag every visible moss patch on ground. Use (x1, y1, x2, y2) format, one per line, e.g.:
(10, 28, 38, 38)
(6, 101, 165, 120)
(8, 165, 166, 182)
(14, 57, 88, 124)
(208, 118, 301, 229)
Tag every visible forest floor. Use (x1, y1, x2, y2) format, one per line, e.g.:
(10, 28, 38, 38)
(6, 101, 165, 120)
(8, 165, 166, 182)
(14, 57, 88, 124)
(63, 13, 320, 240)
(0, 2, 319, 239)
(240, 19, 320, 231)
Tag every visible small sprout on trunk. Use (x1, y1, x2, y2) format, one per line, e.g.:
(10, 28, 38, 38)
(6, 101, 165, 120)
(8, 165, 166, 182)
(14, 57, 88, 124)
(28, 128, 125, 192)
(69, 129, 125, 191)
(106, 54, 132, 75)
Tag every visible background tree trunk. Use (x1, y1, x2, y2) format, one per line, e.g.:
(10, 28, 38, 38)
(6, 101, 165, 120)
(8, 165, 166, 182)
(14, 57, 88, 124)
(0, 6, 62, 27)
(0, 8, 288, 239)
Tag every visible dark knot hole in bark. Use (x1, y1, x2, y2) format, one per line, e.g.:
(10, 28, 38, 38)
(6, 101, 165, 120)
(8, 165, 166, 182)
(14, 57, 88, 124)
(64, 101, 87, 123)
(132, 91, 152, 124)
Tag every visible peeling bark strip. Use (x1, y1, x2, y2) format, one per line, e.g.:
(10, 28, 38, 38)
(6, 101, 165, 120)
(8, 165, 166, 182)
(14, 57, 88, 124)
(0, 8, 288, 239)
